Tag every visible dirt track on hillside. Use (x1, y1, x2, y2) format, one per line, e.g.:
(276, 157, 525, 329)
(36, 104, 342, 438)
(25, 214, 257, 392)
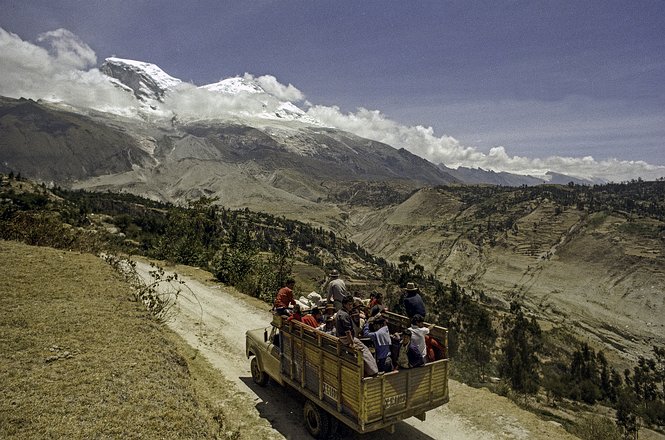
(133, 260, 580, 440)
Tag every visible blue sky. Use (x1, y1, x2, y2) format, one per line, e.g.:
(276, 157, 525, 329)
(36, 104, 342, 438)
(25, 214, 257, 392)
(1, 0, 664, 179)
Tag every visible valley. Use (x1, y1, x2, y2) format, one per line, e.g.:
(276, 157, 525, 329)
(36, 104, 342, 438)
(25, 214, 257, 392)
(340, 185, 665, 365)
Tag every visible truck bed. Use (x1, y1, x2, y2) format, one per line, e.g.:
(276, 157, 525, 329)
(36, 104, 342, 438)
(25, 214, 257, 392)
(277, 312, 449, 433)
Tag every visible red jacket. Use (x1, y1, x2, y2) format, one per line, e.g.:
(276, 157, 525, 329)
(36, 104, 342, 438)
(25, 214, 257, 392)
(274, 287, 294, 309)
(287, 312, 302, 322)
(426, 335, 446, 362)
(301, 314, 319, 327)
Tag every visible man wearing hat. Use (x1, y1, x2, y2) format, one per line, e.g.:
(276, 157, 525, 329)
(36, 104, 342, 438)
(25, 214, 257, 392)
(326, 269, 348, 311)
(323, 302, 336, 319)
(318, 315, 336, 335)
(396, 328, 424, 369)
(402, 282, 426, 319)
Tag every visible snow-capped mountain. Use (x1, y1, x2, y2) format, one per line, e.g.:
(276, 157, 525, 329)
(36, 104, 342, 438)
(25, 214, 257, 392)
(100, 57, 321, 125)
(100, 57, 182, 103)
(200, 76, 322, 124)
(201, 77, 266, 95)
(2, 56, 600, 188)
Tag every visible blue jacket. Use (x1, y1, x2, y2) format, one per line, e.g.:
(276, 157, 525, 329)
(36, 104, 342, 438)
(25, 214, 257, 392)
(362, 323, 391, 360)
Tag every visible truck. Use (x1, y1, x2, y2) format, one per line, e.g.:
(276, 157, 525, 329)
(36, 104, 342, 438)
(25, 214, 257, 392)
(245, 311, 449, 438)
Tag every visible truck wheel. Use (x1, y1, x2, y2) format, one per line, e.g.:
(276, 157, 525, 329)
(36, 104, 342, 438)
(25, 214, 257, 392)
(250, 356, 268, 386)
(303, 400, 331, 439)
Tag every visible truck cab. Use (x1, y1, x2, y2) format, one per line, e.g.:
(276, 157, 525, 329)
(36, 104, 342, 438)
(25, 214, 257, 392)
(246, 321, 284, 386)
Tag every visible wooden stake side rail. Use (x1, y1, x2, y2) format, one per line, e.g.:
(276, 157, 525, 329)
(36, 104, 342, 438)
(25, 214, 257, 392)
(276, 315, 450, 433)
(382, 311, 449, 359)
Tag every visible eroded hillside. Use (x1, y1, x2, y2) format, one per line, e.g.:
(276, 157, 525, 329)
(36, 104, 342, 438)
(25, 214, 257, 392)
(344, 183, 665, 362)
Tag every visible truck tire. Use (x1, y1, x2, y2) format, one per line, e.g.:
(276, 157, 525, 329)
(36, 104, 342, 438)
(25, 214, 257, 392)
(250, 356, 269, 386)
(303, 400, 331, 439)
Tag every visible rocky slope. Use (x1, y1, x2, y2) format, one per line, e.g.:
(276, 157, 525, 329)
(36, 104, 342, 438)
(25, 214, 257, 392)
(341, 185, 665, 364)
(0, 96, 457, 214)
(0, 97, 154, 182)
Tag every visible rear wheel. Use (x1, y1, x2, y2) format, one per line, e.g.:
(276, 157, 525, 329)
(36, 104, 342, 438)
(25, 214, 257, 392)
(303, 400, 331, 439)
(250, 356, 268, 386)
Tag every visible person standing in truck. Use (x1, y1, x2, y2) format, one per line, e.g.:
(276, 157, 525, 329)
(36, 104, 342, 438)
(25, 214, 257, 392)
(326, 269, 348, 311)
(274, 278, 296, 316)
(362, 317, 393, 373)
(335, 295, 355, 345)
(402, 282, 426, 319)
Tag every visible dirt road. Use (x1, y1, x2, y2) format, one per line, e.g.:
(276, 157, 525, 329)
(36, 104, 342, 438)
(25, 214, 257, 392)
(133, 260, 579, 440)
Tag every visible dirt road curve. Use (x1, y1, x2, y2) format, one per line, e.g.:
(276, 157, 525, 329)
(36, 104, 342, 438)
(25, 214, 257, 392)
(134, 261, 579, 440)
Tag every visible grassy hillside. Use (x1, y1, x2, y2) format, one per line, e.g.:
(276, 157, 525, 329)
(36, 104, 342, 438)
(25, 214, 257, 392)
(0, 240, 273, 439)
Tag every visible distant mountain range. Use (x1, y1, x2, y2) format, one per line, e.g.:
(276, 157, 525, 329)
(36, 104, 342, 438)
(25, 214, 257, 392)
(1, 56, 597, 193)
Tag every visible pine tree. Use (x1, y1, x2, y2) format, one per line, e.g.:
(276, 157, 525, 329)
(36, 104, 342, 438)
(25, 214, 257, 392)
(615, 388, 639, 440)
(499, 301, 542, 395)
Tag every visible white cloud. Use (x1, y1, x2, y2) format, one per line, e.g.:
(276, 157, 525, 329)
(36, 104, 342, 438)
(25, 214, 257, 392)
(0, 27, 137, 113)
(36, 28, 97, 70)
(307, 105, 665, 182)
(0, 27, 307, 122)
(245, 73, 304, 102)
(164, 83, 267, 119)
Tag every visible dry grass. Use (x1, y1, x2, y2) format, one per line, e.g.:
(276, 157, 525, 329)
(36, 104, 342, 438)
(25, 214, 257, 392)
(0, 240, 226, 439)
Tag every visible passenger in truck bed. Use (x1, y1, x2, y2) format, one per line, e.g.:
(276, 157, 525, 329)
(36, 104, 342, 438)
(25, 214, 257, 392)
(362, 316, 393, 373)
(274, 279, 296, 316)
(318, 315, 337, 335)
(368, 292, 387, 317)
(287, 304, 303, 323)
(350, 305, 365, 338)
(301, 307, 322, 327)
(426, 334, 446, 362)
(337, 295, 378, 376)
(396, 329, 424, 369)
(402, 282, 426, 319)
(410, 314, 435, 364)
(335, 295, 355, 345)
(326, 269, 348, 311)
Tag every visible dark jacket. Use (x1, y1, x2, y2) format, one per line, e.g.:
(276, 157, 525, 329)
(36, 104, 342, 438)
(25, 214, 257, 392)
(408, 344, 425, 367)
(402, 291, 426, 318)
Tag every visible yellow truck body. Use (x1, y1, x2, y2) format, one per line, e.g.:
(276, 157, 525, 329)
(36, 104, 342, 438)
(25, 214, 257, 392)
(246, 311, 449, 437)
